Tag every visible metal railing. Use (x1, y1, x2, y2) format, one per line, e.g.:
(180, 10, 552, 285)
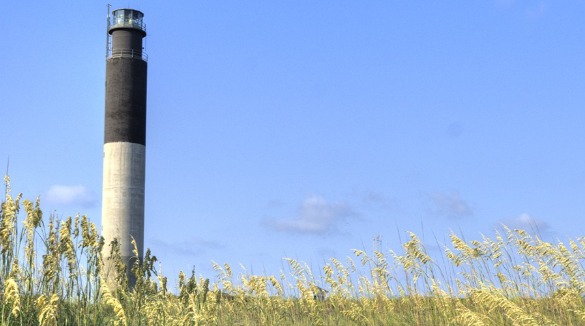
(108, 49, 148, 61)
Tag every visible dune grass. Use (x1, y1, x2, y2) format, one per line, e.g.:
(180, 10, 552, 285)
(2, 176, 585, 325)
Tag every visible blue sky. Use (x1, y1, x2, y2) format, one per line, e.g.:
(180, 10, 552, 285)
(2, 1, 585, 279)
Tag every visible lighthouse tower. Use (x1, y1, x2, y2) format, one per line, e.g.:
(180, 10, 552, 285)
(102, 8, 148, 285)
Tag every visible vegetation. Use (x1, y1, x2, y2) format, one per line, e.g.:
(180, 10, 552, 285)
(1, 176, 585, 325)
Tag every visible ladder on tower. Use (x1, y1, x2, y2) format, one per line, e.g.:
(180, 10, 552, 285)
(106, 4, 112, 58)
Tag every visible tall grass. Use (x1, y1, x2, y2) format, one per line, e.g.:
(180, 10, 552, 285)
(2, 177, 585, 325)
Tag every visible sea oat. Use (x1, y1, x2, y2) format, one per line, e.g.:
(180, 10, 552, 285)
(3, 277, 20, 317)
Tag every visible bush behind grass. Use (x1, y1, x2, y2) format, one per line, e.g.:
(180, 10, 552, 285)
(1, 177, 585, 325)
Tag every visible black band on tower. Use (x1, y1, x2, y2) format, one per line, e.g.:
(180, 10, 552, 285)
(104, 58, 147, 145)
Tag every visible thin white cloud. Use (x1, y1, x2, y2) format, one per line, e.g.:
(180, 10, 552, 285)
(361, 190, 397, 209)
(446, 121, 465, 139)
(427, 192, 473, 219)
(502, 213, 551, 234)
(526, 1, 547, 19)
(265, 196, 355, 235)
(495, 0, 547, 18)
(45, 185, 96, 207)
(494, 0, 515, 9)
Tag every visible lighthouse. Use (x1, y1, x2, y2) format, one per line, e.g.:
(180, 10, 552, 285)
(102, 8, 148, 285)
